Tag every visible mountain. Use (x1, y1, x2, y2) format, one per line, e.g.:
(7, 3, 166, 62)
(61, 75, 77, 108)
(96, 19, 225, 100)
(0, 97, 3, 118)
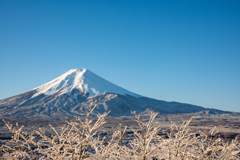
(31, 69, 140, 101)
(0, 68, 225, 119)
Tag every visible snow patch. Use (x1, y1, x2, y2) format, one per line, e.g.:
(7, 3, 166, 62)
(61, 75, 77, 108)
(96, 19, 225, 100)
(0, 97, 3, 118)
(31, 68, 140, 101)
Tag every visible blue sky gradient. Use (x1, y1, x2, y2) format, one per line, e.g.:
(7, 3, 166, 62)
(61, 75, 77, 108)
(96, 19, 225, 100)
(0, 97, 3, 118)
(0, 0, 240, 112)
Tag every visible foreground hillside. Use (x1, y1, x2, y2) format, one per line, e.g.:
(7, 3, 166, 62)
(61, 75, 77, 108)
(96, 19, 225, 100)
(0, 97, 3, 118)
(1, 105, 239, 160)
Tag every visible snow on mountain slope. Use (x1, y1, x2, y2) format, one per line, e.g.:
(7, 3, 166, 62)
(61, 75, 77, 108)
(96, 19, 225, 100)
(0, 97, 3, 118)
(0, 68, 229, 119)
(32, 68, 140, 100)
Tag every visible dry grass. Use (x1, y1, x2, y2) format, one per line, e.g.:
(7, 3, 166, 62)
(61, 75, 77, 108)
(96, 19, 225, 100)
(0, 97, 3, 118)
(1, 103, 240, 160)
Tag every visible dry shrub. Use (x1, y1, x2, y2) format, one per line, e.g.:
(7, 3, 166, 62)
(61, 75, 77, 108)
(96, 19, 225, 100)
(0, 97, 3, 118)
(1, 104, 240, 160)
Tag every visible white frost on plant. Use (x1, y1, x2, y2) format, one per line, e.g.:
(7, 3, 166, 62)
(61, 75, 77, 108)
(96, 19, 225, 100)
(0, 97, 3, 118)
(31, 68, 140, 100)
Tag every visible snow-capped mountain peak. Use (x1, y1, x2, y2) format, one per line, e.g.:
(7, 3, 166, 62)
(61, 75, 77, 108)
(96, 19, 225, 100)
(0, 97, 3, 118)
(31, 68, 139, 100)
(0, 68, 227, 119)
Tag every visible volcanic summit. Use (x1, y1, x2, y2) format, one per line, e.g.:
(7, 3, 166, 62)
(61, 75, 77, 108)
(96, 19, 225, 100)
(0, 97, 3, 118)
(0, 68, 225, 119)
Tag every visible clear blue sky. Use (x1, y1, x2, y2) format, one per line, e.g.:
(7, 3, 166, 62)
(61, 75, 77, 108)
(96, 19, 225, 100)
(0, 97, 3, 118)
(0, 0, 239, 112)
